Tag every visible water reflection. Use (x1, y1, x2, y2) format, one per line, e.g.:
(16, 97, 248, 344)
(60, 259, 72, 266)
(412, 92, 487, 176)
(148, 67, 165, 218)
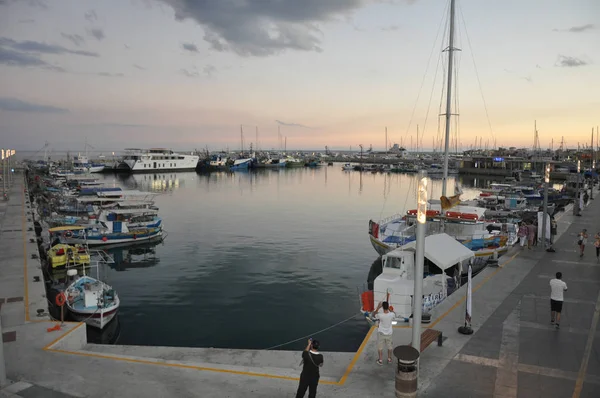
(105, 240, 161, 271)
(118, 173, 183, 192)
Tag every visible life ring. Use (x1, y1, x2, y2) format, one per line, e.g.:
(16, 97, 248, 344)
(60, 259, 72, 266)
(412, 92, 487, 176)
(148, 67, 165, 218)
(55, 292, 66, 307)
(64, 230, 73, 238)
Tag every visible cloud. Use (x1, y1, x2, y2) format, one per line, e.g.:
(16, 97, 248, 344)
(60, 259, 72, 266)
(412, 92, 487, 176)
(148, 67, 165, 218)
(61, 33, 85, 47)
(133, 64, 146, 70)
(203, 64, 216, 77)
(97, 72, 124, 77)
(555, 55, 588, 67)
(381, 25, 400, 31)
(84, 10, 98, 23)
(0, 37, 98, 57)
(275, 120, 313, 128)
(182, 42, 199, 52)
(159, 0, 372, 56)
(554, 24, 594, 33)
(180, 64, 216, 78)
(87, 28, 105, 41)
(0, 97, 68, 113)
(0, 47, 65, 71)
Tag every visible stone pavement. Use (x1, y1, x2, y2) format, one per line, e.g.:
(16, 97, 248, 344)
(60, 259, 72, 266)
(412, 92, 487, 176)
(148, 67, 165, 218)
(422, 196, 600, 397)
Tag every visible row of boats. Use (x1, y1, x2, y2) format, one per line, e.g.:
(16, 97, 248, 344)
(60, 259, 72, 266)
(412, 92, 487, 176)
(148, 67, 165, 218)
(28, 169, 169, 330)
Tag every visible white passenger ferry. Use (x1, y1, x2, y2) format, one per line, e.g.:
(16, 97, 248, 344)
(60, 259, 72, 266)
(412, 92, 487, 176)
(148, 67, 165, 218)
(121, 148, 199, 172)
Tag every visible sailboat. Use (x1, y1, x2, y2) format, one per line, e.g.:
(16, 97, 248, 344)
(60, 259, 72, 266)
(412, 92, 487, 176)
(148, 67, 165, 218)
(367, 0, 513, 261)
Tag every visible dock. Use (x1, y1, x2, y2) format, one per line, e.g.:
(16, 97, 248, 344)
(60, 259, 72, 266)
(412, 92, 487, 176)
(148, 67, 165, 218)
(1, 171, 599, 397)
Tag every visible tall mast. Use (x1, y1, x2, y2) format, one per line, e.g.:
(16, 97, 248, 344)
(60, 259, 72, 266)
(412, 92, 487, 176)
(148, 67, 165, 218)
(256, 126, 259, 153)
(442, 0, 457, 197)
(240, 125, 244, 155)
(416, 124, 419, 156)
(385, 127, 388, 154)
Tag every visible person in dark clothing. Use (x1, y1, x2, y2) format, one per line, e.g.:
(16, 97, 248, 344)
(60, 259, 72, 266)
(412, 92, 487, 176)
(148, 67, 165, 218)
(296, 339, 324, 398)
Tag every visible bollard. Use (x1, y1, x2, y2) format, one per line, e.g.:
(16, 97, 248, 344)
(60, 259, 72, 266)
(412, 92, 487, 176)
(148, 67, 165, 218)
(393, 345, 420, 398)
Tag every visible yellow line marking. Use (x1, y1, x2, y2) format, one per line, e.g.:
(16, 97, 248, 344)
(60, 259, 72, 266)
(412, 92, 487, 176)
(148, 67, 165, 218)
(338, 325, 375, 385)
(572, 287, 600, 397)
(43, 322, 86, 350)
(22, 179, 30, 322)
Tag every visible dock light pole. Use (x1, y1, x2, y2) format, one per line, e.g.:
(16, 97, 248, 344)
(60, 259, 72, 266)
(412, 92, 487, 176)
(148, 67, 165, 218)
(574, 160, 581, 216)
(412, 170, 427, 353)
(1, 149, 5, 198)
(541, 164, 550, 248)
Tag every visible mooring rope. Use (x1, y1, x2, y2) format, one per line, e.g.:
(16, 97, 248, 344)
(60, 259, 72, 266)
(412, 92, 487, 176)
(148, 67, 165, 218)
(264, 312, 362, 350)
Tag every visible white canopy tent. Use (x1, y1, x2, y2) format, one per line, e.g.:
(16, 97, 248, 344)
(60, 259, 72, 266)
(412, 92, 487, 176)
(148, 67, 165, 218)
(384, 233, 474, 271)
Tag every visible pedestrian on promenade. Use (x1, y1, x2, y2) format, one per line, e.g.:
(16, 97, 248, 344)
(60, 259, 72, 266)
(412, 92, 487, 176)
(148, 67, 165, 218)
(517, 222, 528, 248)
(295, 339, 323, 398)
(546, 216, 557, 253)
(527, 221, 536, 249)
(578, 229, 588, 257)
(372, 301, 395, 365)
(550, 272, 568, 329)
(594, 233, 600, 261)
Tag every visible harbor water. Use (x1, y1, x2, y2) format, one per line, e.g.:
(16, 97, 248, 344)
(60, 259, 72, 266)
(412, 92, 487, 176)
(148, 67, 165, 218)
(86, 167, 473, 352)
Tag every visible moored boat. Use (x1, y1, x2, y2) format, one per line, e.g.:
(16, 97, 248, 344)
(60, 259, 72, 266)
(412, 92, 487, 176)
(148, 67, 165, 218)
(65, 274, 119, 329)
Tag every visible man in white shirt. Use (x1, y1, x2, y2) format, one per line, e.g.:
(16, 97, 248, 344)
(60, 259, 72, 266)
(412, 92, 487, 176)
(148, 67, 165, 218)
(372, 301, 396, 365)
(550, 272, 568, 329)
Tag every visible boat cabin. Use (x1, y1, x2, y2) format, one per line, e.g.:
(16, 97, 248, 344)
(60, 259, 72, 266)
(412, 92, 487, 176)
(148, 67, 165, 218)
(373, 233, 474, 319)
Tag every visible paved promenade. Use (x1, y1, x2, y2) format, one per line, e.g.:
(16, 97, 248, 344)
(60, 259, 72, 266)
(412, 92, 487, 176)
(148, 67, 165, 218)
(1, 172, 598, 397)
(422, 194, 600, 397)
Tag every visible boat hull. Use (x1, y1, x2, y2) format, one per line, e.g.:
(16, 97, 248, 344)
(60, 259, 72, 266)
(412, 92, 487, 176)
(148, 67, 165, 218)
(65, 230, 163, 246)
(68, 306, 118, 329)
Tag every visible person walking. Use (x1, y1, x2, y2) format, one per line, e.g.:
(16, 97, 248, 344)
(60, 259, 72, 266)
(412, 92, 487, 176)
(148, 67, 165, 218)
(527, 221, 536, 250)
(578, 229, 588, 257)
(517, 222, 528, 248)
(550, 272, 568, 329)
(372, 301, 395, 365)
(295, 339, 323, 398)
(594, 233, 600, 261)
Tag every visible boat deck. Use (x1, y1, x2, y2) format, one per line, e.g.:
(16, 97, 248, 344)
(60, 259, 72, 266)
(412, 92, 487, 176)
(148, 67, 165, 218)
(2, 172, 599, 397)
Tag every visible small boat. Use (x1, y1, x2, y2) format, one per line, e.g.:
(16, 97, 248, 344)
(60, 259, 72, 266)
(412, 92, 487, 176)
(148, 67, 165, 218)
(47, 243, 90, 269)
(49, 224, 163, 246)
(65, 274, 119, 329)
(360, 233, 475, 322)
(342, 163, 354, 171)
(230, 158, 253, 171)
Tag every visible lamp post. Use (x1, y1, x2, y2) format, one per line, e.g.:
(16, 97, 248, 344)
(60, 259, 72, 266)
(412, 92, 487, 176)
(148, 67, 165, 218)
(1, 149, 5, 198)
(574, 160, 581, 216)
(541, 163, 549, 248)
(412, 171, 427, 353)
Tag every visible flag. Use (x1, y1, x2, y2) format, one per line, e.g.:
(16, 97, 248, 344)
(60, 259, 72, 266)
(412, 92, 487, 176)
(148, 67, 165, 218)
(441, 194, 461, 211)
(466, 264, 472, 325)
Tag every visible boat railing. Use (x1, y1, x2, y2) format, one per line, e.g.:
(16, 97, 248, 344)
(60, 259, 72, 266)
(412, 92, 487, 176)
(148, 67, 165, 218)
(377, 213, 406, 225)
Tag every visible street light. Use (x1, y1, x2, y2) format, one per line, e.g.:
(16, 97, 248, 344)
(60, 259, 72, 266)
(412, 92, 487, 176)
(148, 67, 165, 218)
(574, 160, 581, 216)
(412, 170, 427, 353)
(541, 164, 550, 248)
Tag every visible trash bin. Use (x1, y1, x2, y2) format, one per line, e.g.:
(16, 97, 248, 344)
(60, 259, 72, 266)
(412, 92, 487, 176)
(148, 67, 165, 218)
(393, 345, 419, 398)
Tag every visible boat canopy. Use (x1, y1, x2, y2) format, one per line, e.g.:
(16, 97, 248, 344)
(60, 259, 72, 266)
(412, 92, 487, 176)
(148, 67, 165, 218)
(385, 233, 474, 271)
(49, 225, 88, 232)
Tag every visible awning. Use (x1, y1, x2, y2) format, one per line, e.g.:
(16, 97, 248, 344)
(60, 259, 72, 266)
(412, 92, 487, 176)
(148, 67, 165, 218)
(385, 233, 475, 270)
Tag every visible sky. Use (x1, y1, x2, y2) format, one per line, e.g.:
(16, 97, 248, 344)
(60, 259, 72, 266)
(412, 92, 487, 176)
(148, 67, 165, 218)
(0, 0, 598, 153)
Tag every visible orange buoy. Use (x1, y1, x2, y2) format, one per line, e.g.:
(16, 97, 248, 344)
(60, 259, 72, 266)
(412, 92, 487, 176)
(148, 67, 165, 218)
(55, 292, 66, 307)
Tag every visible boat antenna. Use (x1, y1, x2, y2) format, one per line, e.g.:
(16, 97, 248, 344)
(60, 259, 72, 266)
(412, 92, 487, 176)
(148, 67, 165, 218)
(442, 0, 458, 198)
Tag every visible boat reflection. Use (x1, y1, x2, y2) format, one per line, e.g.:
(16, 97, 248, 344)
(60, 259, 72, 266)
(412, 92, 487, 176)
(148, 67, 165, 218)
(105, 240, 161, 271)
(116, 172, 184, 192)
(86, 314, 121, 344)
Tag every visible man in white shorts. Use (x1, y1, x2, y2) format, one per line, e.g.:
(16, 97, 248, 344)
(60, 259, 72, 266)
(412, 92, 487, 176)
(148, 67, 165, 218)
(372, 301, 396, 365)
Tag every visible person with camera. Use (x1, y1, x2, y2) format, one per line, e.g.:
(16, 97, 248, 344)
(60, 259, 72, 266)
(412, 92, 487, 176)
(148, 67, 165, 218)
(295, 338, 324, 398)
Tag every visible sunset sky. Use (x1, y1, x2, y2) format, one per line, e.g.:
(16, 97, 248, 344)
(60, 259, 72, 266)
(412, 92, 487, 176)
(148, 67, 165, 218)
(0, 0, 598, 153)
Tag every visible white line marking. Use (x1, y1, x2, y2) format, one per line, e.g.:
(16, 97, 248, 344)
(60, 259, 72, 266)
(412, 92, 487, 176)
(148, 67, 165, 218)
(572, 284, 600, 397)
(494, 303, 520, 398)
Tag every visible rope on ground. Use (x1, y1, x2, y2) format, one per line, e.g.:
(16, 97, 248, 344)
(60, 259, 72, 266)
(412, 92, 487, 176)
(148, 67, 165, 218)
(264, 312, 362, 350)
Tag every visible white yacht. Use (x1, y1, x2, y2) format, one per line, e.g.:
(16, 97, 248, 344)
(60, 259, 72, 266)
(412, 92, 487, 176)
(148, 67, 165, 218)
(121, 148, 199, 172)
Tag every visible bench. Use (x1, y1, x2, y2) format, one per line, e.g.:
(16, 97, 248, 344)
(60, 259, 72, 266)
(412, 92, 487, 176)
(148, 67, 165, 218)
(420, 329, 442, 352)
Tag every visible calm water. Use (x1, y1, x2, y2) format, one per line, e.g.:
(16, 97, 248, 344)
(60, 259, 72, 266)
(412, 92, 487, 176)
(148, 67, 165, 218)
(89, 167, 476, 352)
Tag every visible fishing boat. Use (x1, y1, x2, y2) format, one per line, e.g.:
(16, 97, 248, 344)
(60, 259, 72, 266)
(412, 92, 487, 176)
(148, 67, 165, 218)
(367, 0, 513, 261)
(342, 163, 354, 171)
(230, 158, 253, 171)
(65, 273, 119, 329)
(360, 233, 475, 322)
(73, 154, 105, 173)
(49, 223, 163, 246)
(47, 243, 91, 269)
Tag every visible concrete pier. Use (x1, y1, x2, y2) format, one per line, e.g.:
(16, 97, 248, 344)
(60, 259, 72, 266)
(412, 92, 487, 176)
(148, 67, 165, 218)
(1, 172, 599, 397)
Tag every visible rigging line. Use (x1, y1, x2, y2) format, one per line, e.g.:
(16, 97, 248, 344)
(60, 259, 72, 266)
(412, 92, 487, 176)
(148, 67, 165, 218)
(264, 313, 362, 350)
(458, 2, 496, 146)
(424, 32, 447, 153)
(403, 0, 450, 142)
